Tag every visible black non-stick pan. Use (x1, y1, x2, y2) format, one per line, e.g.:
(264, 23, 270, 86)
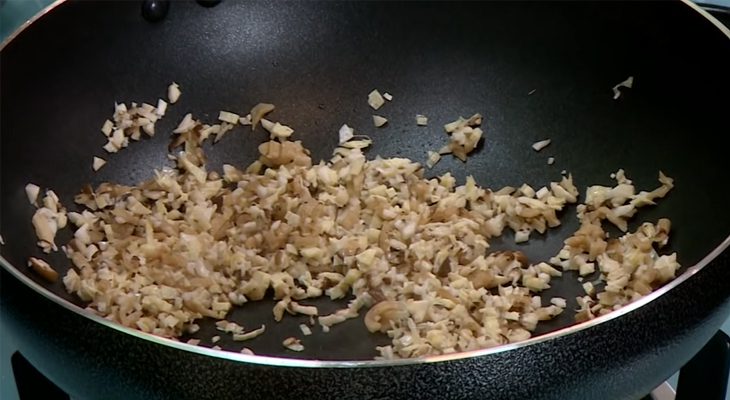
(1, 1, 730, 399)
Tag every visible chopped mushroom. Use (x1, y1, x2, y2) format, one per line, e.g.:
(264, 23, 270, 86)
(32, 207, 59, 252)
(168, 82, 181, 104)
(367, 90, 385, 110)
(92, 156, 107, 171)
(41, 92, 682, 360)
(372, 115, 388, 128)
(28, 257, 58, 282)
(261, 119, 294, 140)
(250, 103, 275, 130)
(440, 113, 484, 161)
(99, 89, 169, 154)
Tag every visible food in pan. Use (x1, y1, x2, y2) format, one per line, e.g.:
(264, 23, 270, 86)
(25, 86, 678, 359)
(426, 113, 484, 168)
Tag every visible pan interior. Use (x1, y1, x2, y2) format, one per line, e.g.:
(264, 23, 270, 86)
(1, 1, 729, 360)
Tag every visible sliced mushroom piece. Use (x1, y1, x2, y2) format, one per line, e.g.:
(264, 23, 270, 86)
(364, 301, 407, 333)
(250, 103, 275, 130)
(32, 208, 58, 251)
(28, 257, 59, 282)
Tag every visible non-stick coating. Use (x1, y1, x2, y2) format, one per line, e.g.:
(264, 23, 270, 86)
(1, 1, 729, 361)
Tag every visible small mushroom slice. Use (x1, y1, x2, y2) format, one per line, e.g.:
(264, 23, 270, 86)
(364, 301, 408, 333)
(250, 103, 275, 130)
(28, 257, 59, 282)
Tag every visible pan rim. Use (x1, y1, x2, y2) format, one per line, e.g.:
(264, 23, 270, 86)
(1, 0, 728, 369)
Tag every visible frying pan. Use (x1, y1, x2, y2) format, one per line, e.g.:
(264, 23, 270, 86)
(1, 1, 730, 399)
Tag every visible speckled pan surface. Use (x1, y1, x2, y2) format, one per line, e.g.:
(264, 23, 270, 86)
(0, 0, 729, 396)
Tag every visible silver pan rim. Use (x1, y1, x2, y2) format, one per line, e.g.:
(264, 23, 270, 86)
(1, 0, 728, 369)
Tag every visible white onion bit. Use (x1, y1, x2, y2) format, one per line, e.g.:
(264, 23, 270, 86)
(367, 90, 385, 110)
(218, 111, 241, 125)
(338, 124, 355, 144)
(168, 82, 181, 104)
(612, 76, 634, 100)
(25, 183, 41, 205)
(372, 115, 388, 128)
(92, 156, 107, 171)
(532, 139, 551, 152)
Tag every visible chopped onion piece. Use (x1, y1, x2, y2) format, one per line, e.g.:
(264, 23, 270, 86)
(261, 119, 294, 140)
(92, 156, 107, 171)
(102, 142, 118, 153)
(383, 92, 393, 101)
(167, 82, 181, 104)
(101, 120, 114, 136)
(156, 98, 168, 116)
(174, 113, 195, 134)
(416, 115, 428, 126)
(550, 297, 567, 308)
(299, 324, 312, 336)
(612, 76, 634, 100)
(426, 151, 441, 168)
(338, 124, 355, 144)
(232, 325, 266, 341)
(142, 123, 155, 136)
(532, 139, 551, 152)
(282, 337, 304, 352)
(372, 115, 388, 128)
(515, 230, 530, 243)
(367, 90, 385, 110)
(25, 183, 40, 205)
(547, 157, 555, 165)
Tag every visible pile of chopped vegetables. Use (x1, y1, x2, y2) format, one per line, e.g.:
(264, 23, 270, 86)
(23, 85, 679, 358)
